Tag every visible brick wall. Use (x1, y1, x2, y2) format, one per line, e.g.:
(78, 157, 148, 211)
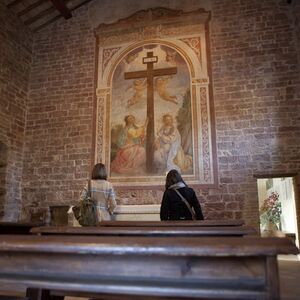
(291, 0, 300, 67)
(20, 0, 300, 227)
(21, 7, 95, 220)
(0, 3, 32, 221)
(210, 0, 300, 225)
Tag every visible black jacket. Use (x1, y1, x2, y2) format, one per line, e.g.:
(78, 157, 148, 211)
(160, 187, 204, 220)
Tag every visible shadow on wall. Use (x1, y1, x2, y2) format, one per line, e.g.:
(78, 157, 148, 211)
(0, 142, 8, 219)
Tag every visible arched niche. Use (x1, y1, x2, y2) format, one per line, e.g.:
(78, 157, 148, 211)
(93, 8, 218, 189)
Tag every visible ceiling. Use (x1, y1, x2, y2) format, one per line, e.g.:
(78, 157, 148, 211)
(5, 0, 93, 32)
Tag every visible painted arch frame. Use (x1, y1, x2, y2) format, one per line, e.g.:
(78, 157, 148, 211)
(93, 8, 218, 188)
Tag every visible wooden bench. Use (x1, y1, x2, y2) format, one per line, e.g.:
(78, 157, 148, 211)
(30, 225, 257, 237)
(0, 297, 29, 300)
(0, 222, 44, 235)
(0, 235, 298, 300)
(99, 219, 245, 227)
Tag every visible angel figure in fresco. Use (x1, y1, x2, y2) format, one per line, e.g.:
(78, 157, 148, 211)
(111, 115, 148, 174)
(155, 76, 178, 104)
(126, 78, 147, 107)
(154, 114, 192, 174)
(125, 52, 139, 64)
(164, 48, 177, 65)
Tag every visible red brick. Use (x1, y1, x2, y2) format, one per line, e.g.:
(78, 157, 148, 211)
(0, 3, 33, 220)
(1, 1, 299, 229)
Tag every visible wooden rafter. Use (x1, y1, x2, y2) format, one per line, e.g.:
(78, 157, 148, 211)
(24, 6, 56, 25)
(50, 0, 72, 19)
(17, 0, 48, 17)
(7, 0, 92, 31)
(33, 14, 61, 32)
(7, 0, 24, 8)
(33, 0, 92, 31)
(70, 0, 93, 11)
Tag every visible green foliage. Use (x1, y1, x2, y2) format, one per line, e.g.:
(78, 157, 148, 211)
(260, 192, 282, 226)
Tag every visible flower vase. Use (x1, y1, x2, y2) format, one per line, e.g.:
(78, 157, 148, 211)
(264, 221, 278, 237)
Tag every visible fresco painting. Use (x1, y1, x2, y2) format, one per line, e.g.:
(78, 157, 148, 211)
(94, 8, 217, 187)
(110, 44, 193, 178)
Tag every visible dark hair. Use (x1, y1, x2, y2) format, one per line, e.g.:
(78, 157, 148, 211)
(162, 113, 173, 122)
(91, 163, 107, 180)
(124, 115, 138, 129)
(165, 169, 186, 190)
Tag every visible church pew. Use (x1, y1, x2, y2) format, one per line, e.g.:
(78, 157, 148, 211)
(0, 235, 298, 300)
(98, 219, 245, 227)
(30, 225, 257, 237)
(0, 222, 44, 235)
(0, 297, 28, 300)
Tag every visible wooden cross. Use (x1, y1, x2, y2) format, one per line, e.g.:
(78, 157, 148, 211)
(124, 51, 177, 173)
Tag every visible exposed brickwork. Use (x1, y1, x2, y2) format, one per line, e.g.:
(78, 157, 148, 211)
(21, 7, 95, 219)
(0, 142, 8, 218)
(291, 0, 300, 67)
(0, 3, 33, 221)
(3, 0, 298, 227)
(210, 0, 300, 227)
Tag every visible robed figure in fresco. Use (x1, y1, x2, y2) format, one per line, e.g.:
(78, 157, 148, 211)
(154, 114, 192, 174)
(111, 115, 148, 175)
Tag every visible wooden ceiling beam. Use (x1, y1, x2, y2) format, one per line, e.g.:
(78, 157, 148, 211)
(70, 0, 93, 11)
(33, 14, 61, 32)
(24, 6, 56, 25)
(7, 0, 24, 8)
(33, 0, 91, 32)
(17, 0, 48, 17)
(50, 0, 72, 19)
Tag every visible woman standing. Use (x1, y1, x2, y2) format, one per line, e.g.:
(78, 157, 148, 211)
(160, 169, 204, 220)
(80, 163, 117, 222)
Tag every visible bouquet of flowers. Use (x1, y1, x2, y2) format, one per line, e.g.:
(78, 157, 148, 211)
(260, 192, 282, 228)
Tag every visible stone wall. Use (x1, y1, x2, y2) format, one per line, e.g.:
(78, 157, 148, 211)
(0, 3, 33, 220)
(20, 0, 300, 227)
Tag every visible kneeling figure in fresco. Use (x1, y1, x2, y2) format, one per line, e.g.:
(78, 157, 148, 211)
(111, 115, 147, 175)
(154, 114, 192, 174)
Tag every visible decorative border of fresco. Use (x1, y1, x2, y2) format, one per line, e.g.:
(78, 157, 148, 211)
(93, 8, 218, 188)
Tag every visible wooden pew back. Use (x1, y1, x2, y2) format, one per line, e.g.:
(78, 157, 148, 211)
(30, 225, 257, 237)
(98, 219, 245, 227)
(0, 222, 43, 235)
(0, 235, 298, 300)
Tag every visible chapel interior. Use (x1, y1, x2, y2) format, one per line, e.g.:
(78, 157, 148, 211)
(0, 0, 300, 299)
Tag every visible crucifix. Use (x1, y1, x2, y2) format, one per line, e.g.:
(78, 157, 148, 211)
(124, 51, 177, 173)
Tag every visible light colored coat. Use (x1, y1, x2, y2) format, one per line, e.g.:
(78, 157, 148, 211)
(80, 179, 117, 222)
